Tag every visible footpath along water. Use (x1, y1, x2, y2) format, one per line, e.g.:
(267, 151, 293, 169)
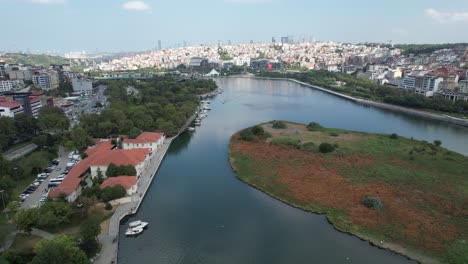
(118, 77, 468, 264)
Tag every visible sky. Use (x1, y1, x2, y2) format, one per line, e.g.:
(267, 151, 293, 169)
(1, 0, 468, 53)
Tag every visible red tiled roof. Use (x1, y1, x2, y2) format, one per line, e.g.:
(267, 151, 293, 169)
(0, 102, 21, 108)
(84, 140, 114, 157)
(49, 142, 149, 199)
(100, 176, 137, 190)
(90, 148, 150, 166)
(123, 132, 163, 144)
(29, 96, 41, 102)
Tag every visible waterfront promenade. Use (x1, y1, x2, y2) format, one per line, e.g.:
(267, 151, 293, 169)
(95, 138, 172, 264)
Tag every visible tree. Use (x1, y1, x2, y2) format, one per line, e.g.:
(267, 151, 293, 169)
(319, 143, 335, 153)
(272, 120, 287, 129)
(70, 127, 93, 151)
(362, 195, 383, 211)
(13, 208, 40, 233)
(37, 106, 70, 134)
(0, 117, 16, 151)
(32, 235, 89, 264)
(100, 185, 127, 202)
(128, 127, 141, 139)
(251, 125, 264, 136)
(434, 140, 442, 147)
(79, 217, 101, 257)
(32, 134, 48, 149)
(37, 201, 72, 228)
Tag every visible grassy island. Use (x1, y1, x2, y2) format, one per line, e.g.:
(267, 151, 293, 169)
(229, 121, 468, 264)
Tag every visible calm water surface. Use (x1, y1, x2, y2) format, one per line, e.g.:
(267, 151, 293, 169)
(118, 78, 468, 264)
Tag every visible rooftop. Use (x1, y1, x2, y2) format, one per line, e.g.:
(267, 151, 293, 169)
(100, 176, 137, 190)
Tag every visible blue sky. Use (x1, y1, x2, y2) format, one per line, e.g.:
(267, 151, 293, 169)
(1, 0, 468, 53)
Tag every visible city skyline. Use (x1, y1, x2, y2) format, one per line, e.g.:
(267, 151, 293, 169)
(1, 0, 468, 53)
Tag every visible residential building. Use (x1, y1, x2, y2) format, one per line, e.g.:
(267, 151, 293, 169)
(416, 74, 444, 96)
(0, 102, 24, 117)
(71, 78, 94, 95)
(0, 80, 24, 92)
(122, 132, 165, 152)
(8, 67, 32, 81)
(49, 132, 164, 202)
(32, 71, 59, 90)
(459, 80, 468, 93)
(0, 62, 6, 78)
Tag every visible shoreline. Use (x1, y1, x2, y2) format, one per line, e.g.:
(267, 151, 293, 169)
(230, 169, 439, 264)
(225, 75, 468, 128)
(95, 109, 200, 264)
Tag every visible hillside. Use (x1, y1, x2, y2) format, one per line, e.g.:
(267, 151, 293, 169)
(0, 53, 70, 66)
(229, 121, 468, 264)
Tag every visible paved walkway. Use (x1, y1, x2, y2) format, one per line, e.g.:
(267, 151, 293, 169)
(95, 138, 173, 264)
(2, 143, 38, 161)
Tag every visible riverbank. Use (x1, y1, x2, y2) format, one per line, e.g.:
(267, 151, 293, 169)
(229, 121, 468, 264)
(226, 75, 468, 128)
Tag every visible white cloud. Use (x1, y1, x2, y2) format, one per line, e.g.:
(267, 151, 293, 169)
(123, 1, 151, 11)
(30, 0, 65, 4)
(425, 8, 468, 24)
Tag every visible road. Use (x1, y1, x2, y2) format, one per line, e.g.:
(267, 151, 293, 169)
(20, 147, 74, 209)
(70, 85, 108, 127)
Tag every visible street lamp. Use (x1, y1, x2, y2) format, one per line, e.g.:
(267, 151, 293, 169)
(0, 190, 8, 221)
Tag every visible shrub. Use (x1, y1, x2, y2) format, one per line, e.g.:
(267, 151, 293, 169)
(104, 203, 112, 211)
(389, 133, 398, 139)
(319, 143, 335, 153)
(362, 196, 383, 211)
(251, 125, 264, 136)
(272, 120, 287, 129)
(433, 140, 442, 147)
(307, 122, 321, 131)
(301, 142, 316, 152)
(239, 129, 256, 142)
(329, 132, 339, 137)
(271, 138, 301, 148)
(100, 185, 126, 202)
(264, 132, 272, 138)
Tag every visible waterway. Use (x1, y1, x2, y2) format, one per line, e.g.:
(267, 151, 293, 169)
(118, 77, 468, 264)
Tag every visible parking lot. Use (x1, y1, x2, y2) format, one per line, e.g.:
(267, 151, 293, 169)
(20, 150, 79, 209)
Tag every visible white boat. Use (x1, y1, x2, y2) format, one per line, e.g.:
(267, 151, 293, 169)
(187, 127, 195, 132)
(125, 227, 144, 236)
(129, 220, 149, 229)
(194, 122, 201, 126)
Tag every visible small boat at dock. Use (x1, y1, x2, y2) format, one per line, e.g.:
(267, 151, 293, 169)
(125, 227, 144, 236)
(187, 127, 195, 132)
(129, 220, 149, 229)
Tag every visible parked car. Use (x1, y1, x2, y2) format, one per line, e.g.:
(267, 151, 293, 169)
(52, 159, 60, 165)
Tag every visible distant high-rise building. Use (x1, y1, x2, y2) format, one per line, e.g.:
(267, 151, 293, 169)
(281, 37, 289, 44)
(0, 62, 6, 78)
(272, 37, 276, 43)
(218, 40, 222, 47)
(228, 40, 232, 45)
(183, 41, 187, 48)
(250, 40, 254, 44)
(158, 40, 162, 51)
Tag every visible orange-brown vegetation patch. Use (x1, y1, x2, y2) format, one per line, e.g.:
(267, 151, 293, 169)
(231, 137, 460, 253)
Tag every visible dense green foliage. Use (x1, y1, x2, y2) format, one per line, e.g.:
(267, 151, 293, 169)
(260, 71, 468, 115)
(37, 106, 70, 133)
(0, 116, 40, 151)
(105, 163, 136, 177)
(32, 235, 89, 264)
(319, 143, 335, 153)
(79, 217, 101, 257)
(272, 120, 287, 129)
(251, 125, 265, 136)
(239, 129, 256, 142)
(99, 185, 126, 202)
(307, 122, 322, 131)
(394, 43, 468, 56)
(362, 196, 383, 211)
(79, 77, 216, 137)
(13, 201, 72, 232)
